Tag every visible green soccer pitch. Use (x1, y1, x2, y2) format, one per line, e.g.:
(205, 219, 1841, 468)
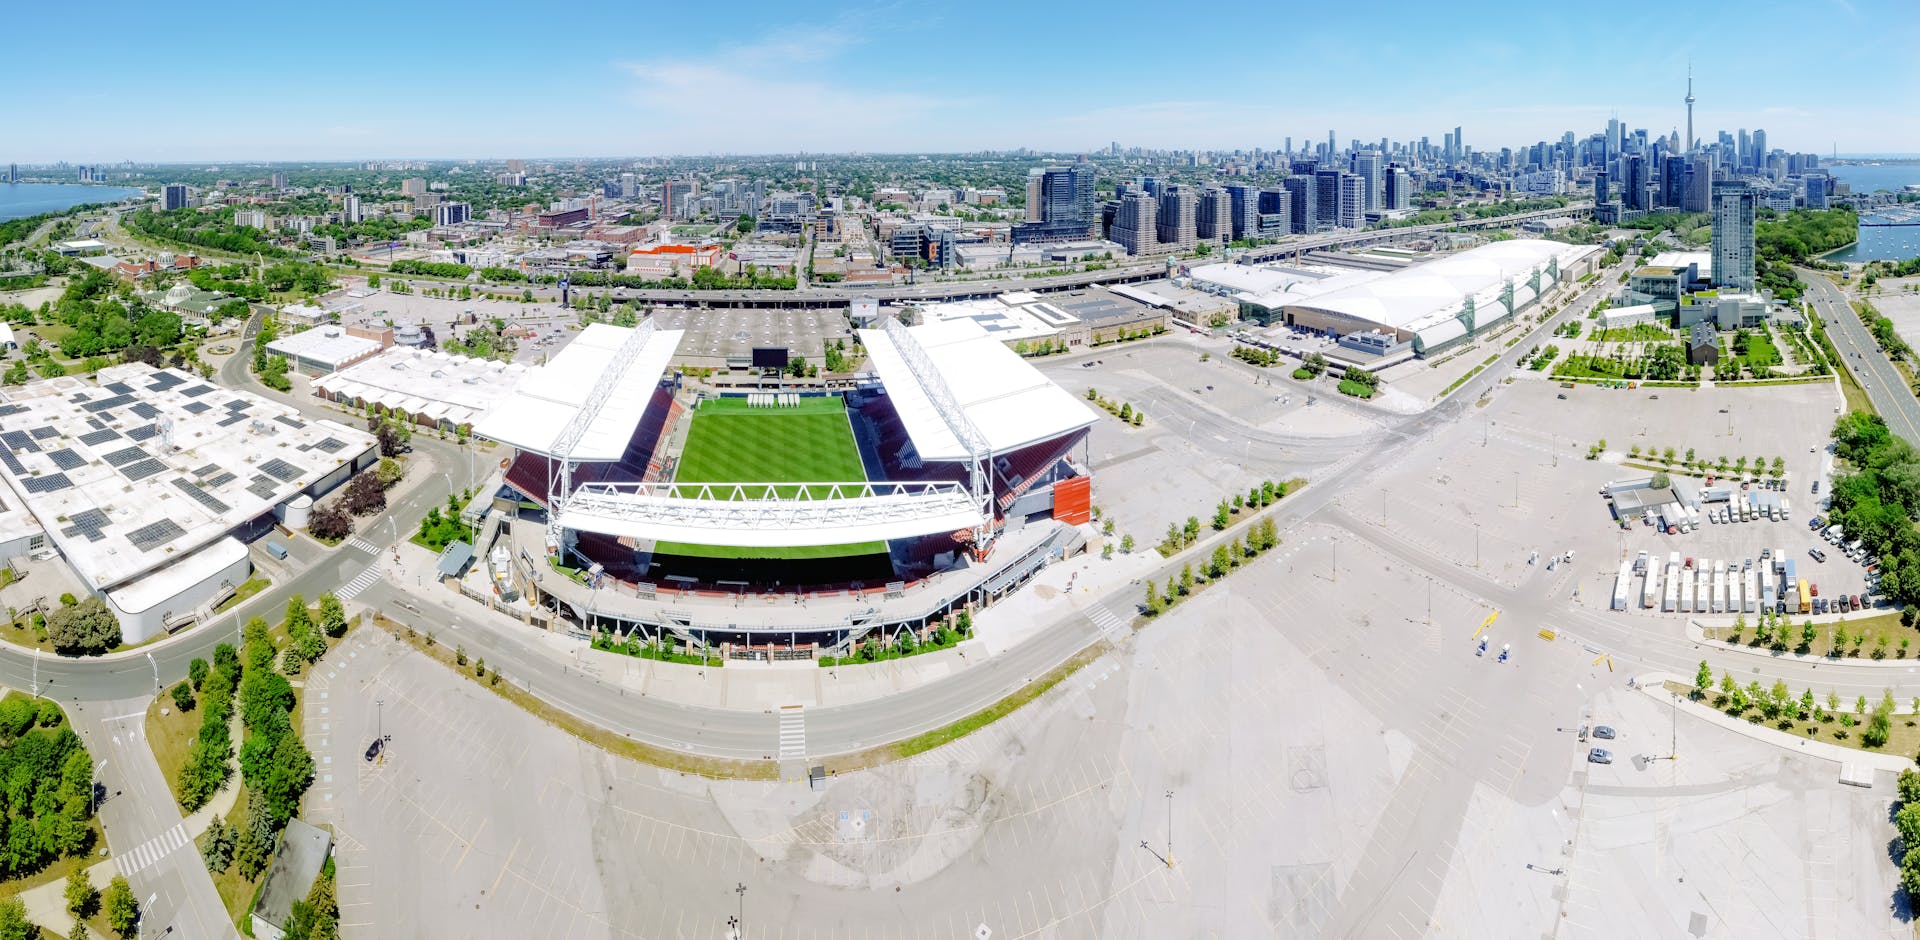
(652, 395, 886, 560)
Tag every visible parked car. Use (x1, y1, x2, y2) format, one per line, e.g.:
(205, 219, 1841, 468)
(1810, 547, 1827, 562)
(1588, 748, 1613, 764)
(1592, 726, 1617, 740)
(364, 738, 384, 762)
(1852, 595, 1863, 611)
(1811, 583, 1820, 597)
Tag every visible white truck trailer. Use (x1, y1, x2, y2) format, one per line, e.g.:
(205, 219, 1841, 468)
(1642, 563, 1662, 609)
(1612, 560, 1632, 611)
(1743, 567, 1759, 613)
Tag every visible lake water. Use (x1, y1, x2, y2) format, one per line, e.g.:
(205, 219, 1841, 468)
(1823, 162, 1920, 263)
(0, 182, 144, 222)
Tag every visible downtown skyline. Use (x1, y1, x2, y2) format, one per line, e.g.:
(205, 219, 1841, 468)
(3, 0, 1916, 162)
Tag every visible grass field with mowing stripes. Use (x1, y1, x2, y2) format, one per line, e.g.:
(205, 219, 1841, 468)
(657, 395, 885, 560)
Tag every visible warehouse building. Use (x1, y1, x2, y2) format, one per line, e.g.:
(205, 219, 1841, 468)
(0, 364, 376, 642)
(1277, 240, 1600, 357)
(267, 326, 392, 376)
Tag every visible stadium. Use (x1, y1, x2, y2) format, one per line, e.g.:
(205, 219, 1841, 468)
(471, 317, 1097, 658)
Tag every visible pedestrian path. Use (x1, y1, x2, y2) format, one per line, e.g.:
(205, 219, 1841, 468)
(339, 560, 386, 599)
(118, 822, 188, 877)
(346, 536, 381, 554)
(777, 707, 806, 760)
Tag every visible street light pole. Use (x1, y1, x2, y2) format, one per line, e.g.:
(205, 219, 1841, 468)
(1165, 789, 1174, 867)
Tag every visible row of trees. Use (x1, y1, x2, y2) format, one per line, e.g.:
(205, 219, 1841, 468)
(124, 206, 294, 258)
(307, 469, 387, 542)
(1144, 518, 1282, 615)
(176, 642, 241, 812)
(1692, 661, 1901, 746)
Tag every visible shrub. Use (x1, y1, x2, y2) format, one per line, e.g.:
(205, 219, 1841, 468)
(169, 682, 195, 713)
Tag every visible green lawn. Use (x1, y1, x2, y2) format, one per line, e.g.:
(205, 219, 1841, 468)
(656, 396, 884, 560)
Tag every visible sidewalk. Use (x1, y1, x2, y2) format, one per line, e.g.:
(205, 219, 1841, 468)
(1630, 671, 1915, 774)
(17, 857, 120, 936)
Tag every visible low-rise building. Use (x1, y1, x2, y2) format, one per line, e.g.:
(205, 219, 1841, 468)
(1598, 303, 1659, 330)
(1687, 321, 1719, 365)
(251, 819, 332, 940)
(626, 243, 722, 278)
(266, 325, 390, 375)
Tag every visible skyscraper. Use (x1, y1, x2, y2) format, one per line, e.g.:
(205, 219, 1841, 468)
(1661, 155, 1689, 209)
(270, 172, 287, 190)
(1683, 156, 1713, 213)
(1351, 151, 1383, 211)
(1155, 185, 1197, 251)
(1383, 164, 1412, 211)
(1256, 189, 1292, 237)
(1111, 191, 1158, 256)
(1337, 175, 1367, 229)
(1223, 184, 1259, 241)
(1710, 180, 1756, 291)
(1196, 187, 1233, 243)
(1750, 129, 1767, 171)
(341, 194, 361, 225)
(163, 184, 188, 211)
(1012, 165, 1097, 243)
(1593, 170, 1609, 205)
(1281, 176, 1316, 235)
(1313, 169, 1344, 228)
(1622, 155, 1647, 211)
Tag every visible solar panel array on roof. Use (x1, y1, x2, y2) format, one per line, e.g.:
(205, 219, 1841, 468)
(130, 403, 160, 420)
(125, 425, 159, 442)
(101, 445, 149, 467)
(21, 474, 70, 494)
(179, 384, 213, 397)
(246, 476, 279, 500)
(205, 471, 237, 488)
(104, 382, 134, 395)
(84, 417, 106, 430)
(81, 394, 135, 413)
(0, 405, 26, 418)
(171, 478, 231, 514)
(217, 414, 248, 427)
(28, 426, 59, 440)
(122, 458, 166, 482)
(78, 428, 119, 446)
(1, 431, 40, 453)
(224, 399, 250, 412)
(273, 415, 305, 429)
(46, 449, 85, 471)
(0, 451, 26, 477)
(125, 518, 185, 552)
(312, 437, 347, 453)
(61, 508, 109, 542)
(191, 463, 220, 478)
(182, 402, 210, 415)
(258, 458, 303, 482)
(146, 372, 184, 392)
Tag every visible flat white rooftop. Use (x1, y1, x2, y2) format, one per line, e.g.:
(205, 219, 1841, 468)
(1650, 250, 1713, 278)
(914, 294, 1080, 343)
(0, 364, 376, 590)
(859, 319, 1095, 463)
(1187, 261, 1386, 309)
(473, 322, 684, 460)
(315, 347, 528, 429)
(267, 327, 381, 367)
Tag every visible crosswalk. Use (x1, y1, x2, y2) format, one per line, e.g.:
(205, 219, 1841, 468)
(1087, 606, 1129, 641)
(338, 560, 386, 599)
(118, 822, 187, 877)
(346, 536, 381, 554)
(777, 707, 806, 760)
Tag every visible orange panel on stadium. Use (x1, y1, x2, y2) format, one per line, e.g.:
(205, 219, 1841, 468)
(1052, 476, 1092, 526)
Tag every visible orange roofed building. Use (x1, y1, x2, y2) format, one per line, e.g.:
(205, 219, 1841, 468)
(626, 243, 723, 278)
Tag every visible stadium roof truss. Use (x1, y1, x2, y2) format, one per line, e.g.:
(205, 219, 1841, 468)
(559, 480, 985, 548)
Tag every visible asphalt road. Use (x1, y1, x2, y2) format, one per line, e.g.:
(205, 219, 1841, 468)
(1804, 272, 1920, 444)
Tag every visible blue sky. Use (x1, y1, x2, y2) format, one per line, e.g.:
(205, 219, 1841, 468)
(5, 0, 1915, 162)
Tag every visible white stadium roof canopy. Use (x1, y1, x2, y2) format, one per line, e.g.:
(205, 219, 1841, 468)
(473, 322, 683, 460)
(859, 319, 1096, 463)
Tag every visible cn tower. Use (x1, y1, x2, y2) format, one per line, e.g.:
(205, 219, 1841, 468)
(1684, 63, 1695, 153)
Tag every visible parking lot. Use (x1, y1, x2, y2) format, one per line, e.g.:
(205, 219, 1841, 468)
(337, 285, 582, 366)
(1036, 339, 1382, 548)
(651, 307, 846, 366)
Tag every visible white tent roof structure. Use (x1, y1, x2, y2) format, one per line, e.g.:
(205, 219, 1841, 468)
(1284, 240, 1597, 338)
(859, 319, 1095, 462)
(474, 323, 682, 460)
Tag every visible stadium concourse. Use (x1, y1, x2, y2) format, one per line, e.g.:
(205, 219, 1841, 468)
(437, 317, 1098, 658)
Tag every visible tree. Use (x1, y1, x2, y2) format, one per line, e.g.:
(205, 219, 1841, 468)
(188, 657, 209, 690)
(201, 817, 235, 873)
(1802, 619, 1818, 650)
(103, 874, 136, 937)
(307, 503, 352, 541)
(0, 898, 31, 940)
(1694, 661, 1712, 697)
(1212, 500, 1231, 530)
(46, 597, 121, 655)
(1144, 580, 1162, 615)
(169, 681, 195, 712)
(1178, 564, 1194, 596)
(65, 865, 97, 919)
(342, 472, 385, 516)
(318, 593, 347, 638)
(1649, 471, 1670, 489)
(1118, 534, 1134, 554)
